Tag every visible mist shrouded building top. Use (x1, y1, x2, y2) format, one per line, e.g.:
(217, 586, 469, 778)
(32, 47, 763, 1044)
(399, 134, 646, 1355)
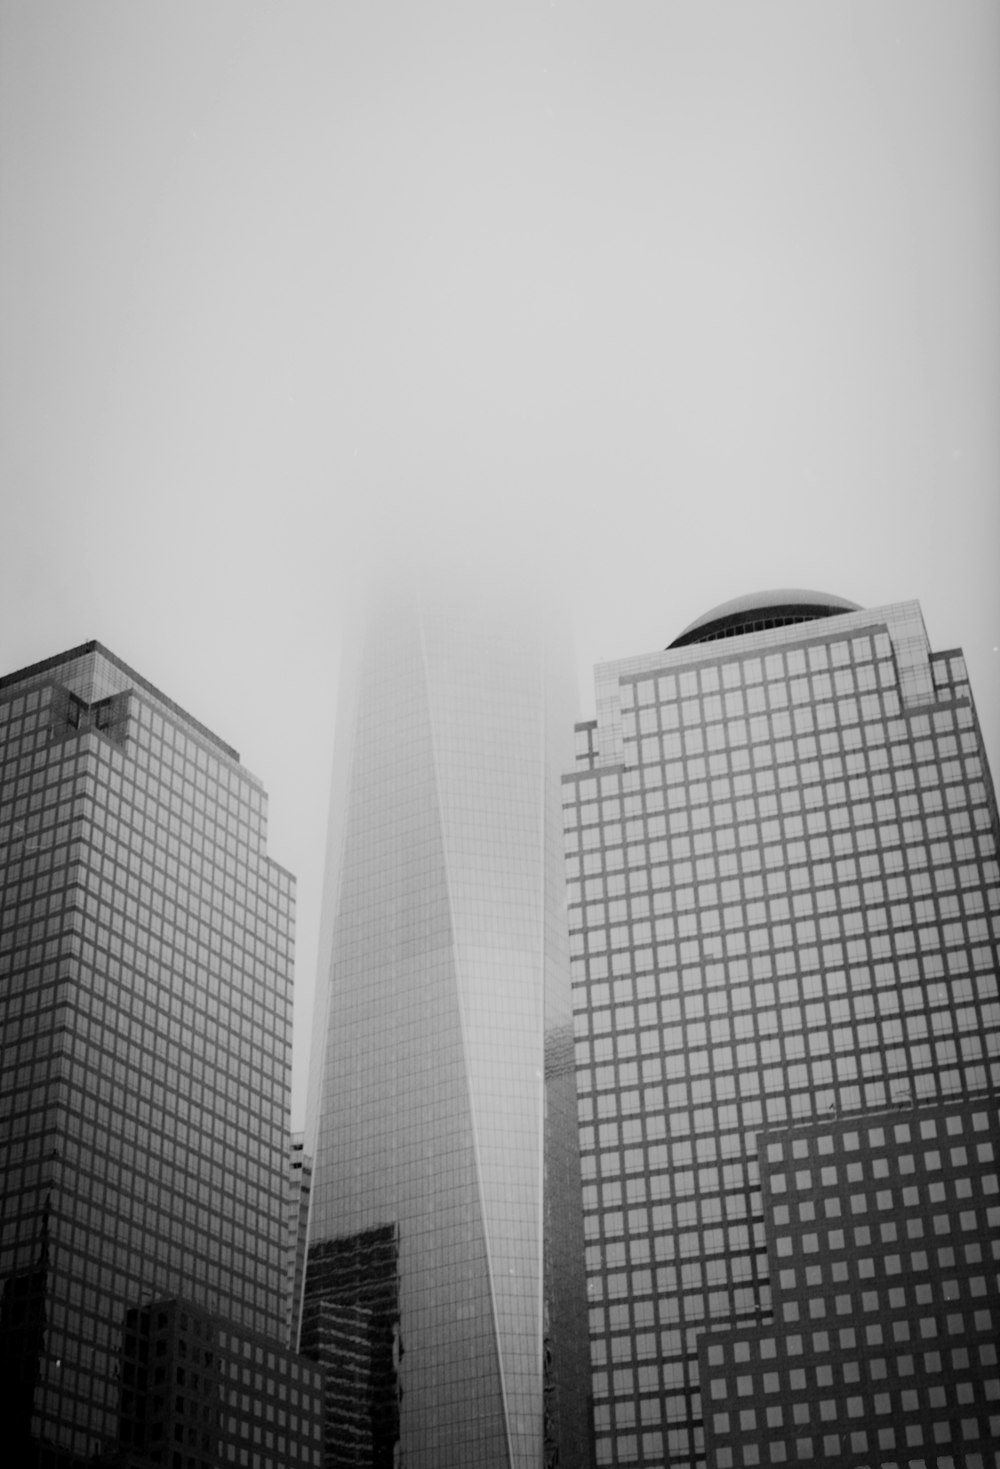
(303, 579, 592, 1467)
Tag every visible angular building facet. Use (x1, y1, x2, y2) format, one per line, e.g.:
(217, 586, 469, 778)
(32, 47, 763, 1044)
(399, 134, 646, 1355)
(0, 642, 323, 1466)
(563, 593, 1000, 1469)
(304, 582, 592, 1467)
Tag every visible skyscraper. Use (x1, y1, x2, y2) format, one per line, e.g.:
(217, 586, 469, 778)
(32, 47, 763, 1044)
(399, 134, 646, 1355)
(563, 592, 1000, 1469)
(0, 642, 324, 1466)
(303, 581, 592, 1467)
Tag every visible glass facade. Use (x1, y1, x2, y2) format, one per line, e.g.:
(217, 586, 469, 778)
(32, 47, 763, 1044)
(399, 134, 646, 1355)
(0, 643, 304, 1464)
(563, 598, 1000, 1469)
(305, 583, 592, 1467)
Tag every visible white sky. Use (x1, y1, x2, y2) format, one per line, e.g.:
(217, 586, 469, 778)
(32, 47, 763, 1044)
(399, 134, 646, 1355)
(2, 1, 997, 1129)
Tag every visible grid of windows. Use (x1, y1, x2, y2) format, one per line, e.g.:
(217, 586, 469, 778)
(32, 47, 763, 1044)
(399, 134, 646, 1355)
(564, 602, 1000, 1469)
(0, 646, 301, 1462)
(119, 1298, 325, 1469)
(701, 1099, 1000, 1468)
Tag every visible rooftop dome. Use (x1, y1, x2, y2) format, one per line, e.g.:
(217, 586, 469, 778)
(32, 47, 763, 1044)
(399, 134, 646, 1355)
(669, 589, 861, 649)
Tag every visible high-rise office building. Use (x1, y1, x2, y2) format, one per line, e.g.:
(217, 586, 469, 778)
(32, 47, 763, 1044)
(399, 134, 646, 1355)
(0, 642, 324, 1466)
(304, 582, 592, 1467)
(562, 592, 1000, 1469)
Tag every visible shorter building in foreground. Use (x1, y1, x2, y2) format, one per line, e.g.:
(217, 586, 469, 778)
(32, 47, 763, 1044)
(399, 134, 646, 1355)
(117, 1298, 325, 1469)
(299, 1225, 401, 1469)
(700, 1096, 1000, 1468)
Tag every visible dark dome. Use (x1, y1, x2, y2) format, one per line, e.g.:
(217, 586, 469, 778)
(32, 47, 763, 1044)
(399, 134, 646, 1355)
(669, 589, 861, 649)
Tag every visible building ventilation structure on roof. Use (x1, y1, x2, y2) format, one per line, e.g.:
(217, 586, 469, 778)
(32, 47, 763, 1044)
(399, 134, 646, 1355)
(668, 589, 860, 649)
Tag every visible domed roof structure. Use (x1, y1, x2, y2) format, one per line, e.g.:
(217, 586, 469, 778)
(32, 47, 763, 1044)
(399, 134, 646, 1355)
(669, 589, 860, 649)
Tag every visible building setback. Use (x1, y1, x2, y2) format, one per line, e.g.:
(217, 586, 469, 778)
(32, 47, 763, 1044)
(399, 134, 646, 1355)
(0, 642, 323, 1467)
(562, 592, 1000, 1469)
(700, 1096, 999, 1467)
(303, 581, 592, 1467)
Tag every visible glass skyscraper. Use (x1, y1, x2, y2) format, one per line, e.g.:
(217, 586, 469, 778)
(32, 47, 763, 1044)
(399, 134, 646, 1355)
(562, 592, 1000, 1469)
(303, 582, 592, 1467)
(0, 642, 323, 1466)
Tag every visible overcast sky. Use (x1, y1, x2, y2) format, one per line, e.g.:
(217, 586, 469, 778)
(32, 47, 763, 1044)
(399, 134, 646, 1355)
(2, 1, 997, 1128)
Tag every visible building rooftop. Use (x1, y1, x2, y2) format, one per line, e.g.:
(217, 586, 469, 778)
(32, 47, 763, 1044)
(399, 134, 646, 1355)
(669, 588, 861, 648)
(0, 639, 240, 760)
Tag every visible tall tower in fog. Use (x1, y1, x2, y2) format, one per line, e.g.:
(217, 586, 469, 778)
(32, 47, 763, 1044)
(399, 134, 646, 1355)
(303, 581, 592, 1467)
(564, 593, 1000, 1469)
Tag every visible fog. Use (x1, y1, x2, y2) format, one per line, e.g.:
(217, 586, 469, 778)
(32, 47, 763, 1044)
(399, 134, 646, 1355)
(2, 2, 997, 1125)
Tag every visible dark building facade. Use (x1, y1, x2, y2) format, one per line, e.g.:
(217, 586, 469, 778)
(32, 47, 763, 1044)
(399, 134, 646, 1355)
(117, 1298, 324, 1468)
(304, 581, 593, 1467)
(298, 1226, 400, 1469)
(699, 1096, 999, 1467)
(562, 593, 1000, 1469)
(0, 643, 319, 1466)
